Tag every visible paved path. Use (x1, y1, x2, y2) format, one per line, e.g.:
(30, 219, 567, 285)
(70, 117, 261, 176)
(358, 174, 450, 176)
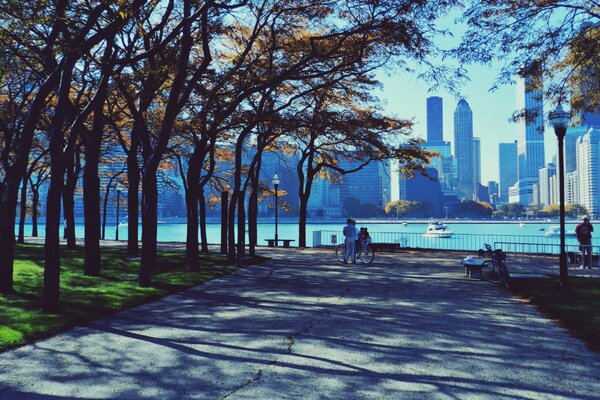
(1, 248, 600, 399)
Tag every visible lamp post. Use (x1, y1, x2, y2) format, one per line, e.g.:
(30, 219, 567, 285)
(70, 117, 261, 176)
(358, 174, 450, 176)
(272, 174, 280, 247)
(549, 104, 571, 286)
(115, 187, 122, 241)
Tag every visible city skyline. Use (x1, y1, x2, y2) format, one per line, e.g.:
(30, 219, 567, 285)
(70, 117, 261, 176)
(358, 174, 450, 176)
(377, 64, 560, 185)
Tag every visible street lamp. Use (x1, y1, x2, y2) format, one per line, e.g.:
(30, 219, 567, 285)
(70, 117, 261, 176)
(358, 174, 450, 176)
(272, 174, 280, 247)
(549, 103, 571, 286)
(115, 186, 122, 241)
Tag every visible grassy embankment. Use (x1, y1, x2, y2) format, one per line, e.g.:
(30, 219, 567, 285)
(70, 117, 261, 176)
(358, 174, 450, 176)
(0, 243, 240, 352)
(509, 277, 600, 351)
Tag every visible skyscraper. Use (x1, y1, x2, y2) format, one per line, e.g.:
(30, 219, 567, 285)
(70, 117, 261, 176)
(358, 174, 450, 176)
(426, 96, 444, 143)
(499, 141, 518, 203)
(454, 99, 474, 200)
(473, 137, 481, 186)
(538, 163, 556, 207)
(514, 73, 545, 205)
(576, 129, 600, 215)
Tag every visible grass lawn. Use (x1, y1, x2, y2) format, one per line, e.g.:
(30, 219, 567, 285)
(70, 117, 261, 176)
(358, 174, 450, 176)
(509, 277, 600, 351)
(0, 243, 242, 352)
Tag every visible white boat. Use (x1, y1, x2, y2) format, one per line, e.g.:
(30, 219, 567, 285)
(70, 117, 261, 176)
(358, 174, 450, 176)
(423, 221, 453, 238)
(544, 226, 576, 237)
(519, 222, 525, 227)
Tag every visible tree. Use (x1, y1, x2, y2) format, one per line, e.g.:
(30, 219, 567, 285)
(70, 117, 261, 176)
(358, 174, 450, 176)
(456, 1, 600, 113)
(384, 200, 431, 218)
(494, 203, 525, 219)
(454, 200, 493, 218)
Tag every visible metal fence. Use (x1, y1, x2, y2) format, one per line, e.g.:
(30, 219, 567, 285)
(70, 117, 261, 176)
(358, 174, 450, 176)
(313, 230, 561, 252)
(493, 241, 599, 268)
(312, 230, 599, 273)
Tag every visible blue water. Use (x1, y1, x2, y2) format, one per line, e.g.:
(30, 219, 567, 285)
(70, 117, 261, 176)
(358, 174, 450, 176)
(18, 220, 586, 250)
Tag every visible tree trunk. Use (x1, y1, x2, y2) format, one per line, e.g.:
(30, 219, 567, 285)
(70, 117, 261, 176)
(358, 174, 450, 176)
(17, 180, 27, 244)
(237, 190, 245, 264)
(185, 183, 199, 269)
(248, 182, 258, 257)
(298, 193, 309, 248)
(43, 136, 64, 313)
(83, 140, 101, 276)
(220, 191, 228, 255)
(199, 190, 209, 254)
(185, 153, 200, 267)
(0, 175, 18, 294)
(140, 170, 158, 286)
(227, 190, 237, 262)
(63, 147, 78, 249)
(31, 190, 39, 237)
(62, 185, 76, 248)
(127, 145, 140, 254)
(101, 184, 110, 240)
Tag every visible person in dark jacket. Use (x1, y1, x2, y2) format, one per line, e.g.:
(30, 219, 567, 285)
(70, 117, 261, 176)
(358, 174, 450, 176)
(575, 216, 594, 269)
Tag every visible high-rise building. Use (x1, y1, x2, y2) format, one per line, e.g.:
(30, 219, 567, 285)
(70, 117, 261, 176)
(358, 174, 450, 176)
(565, 171, 579, 205)
(454, 99, 474, 200)
(338, 159, 391, 209)
(473, 137, 481, 186)
(499, 141, 518, 203)
(399, 167, 443, 215)
(538, 163, 556, 207)
(487, 181, 499, 197)
(513, 73, 545, 205)
(421, 141, 454, 190)
(565, 126, 589, 173)
(426, 96, 444, 143)
(576, 129, 600, 215)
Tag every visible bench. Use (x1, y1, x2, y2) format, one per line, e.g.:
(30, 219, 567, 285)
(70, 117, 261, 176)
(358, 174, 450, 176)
(369, 242, 401, 252)
(462, 257, 486, 279)
(265, 239, 295, 248)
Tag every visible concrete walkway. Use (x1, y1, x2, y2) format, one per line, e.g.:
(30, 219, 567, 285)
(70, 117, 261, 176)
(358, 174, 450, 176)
(1, 248, 599, 399)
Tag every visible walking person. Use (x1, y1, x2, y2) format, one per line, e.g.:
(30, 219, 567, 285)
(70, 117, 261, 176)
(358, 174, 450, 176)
(575, 216, 594, 269)
(343, 218, 358, 264)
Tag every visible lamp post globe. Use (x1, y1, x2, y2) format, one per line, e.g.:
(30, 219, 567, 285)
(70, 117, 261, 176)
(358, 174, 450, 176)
(549, 104, 571, 286)
(272, 174, 280, 247)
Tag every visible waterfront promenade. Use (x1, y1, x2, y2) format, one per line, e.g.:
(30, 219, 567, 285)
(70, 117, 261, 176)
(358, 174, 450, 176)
(1, 247, 599, 399)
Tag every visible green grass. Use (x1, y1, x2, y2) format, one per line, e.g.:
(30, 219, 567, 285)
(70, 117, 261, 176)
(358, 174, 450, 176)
(509, 277, 600, 351)
(0, 244, 241, 352)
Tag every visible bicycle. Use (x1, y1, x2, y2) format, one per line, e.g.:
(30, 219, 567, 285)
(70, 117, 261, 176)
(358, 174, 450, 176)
(335, 240, 375, 264)
(479, 243, 511, 287)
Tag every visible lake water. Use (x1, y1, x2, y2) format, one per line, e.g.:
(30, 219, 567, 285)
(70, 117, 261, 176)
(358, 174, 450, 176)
(18, 220, 588, 251)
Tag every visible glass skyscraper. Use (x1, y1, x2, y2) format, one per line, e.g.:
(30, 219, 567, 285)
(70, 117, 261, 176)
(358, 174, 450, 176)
(498, 141, 518, 203)
(427, 96, 444, 143)
(514, 74, 545, 205)
(454, 99, 474, 200)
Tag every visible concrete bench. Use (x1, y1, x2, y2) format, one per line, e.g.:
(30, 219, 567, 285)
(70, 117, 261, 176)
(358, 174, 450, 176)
(265, 239, 295, 248)
(462, 257, 486, 279)
(370, 243, 401, 252)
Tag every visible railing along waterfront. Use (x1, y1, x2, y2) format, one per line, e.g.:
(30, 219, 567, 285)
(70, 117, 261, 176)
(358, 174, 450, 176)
(313, 230, 559, 252)
(493, 241, 600, 268)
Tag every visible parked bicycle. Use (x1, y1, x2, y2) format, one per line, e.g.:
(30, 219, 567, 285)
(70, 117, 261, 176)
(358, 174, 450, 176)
(335, 241, 375, 264)
(479, 243, 510, 287)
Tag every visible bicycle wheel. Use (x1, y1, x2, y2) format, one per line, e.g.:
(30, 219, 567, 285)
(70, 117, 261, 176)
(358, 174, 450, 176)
(360, 244, 375, 264)
(335, 244, 345, 262)
(481, 261, 502, 284)
(499, 262, 511, 287)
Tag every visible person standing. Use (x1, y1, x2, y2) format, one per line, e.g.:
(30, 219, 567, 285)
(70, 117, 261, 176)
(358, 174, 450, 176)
(575, 216, 594, 269)
(343, 218, 358, 264)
